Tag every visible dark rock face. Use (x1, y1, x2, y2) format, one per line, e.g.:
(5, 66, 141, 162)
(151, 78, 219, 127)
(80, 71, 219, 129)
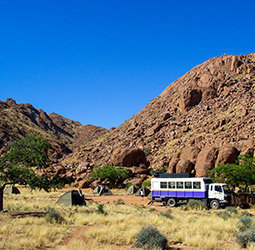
(110, 148, 148, 167)
(179, 88, 202, 113)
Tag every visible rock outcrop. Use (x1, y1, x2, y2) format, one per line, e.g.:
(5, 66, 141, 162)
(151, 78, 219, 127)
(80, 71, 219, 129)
(110, 148, 148, 167)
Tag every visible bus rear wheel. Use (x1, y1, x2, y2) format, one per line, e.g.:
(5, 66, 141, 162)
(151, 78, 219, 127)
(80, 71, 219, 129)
(210, 199, 220, 209)
(167, 198, 176, 207)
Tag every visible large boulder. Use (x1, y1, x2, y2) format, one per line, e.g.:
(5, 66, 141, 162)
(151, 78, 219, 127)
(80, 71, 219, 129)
(215, 146, 239, 166)
(124, 177, 143, 187)
(176, 159, 194, 173)
(168, 157, 179, 173)
(195, 145, 219, 177)
(179, 146, 201, 164)
(179, 88, 202, 113)
(110, 148, 148, 167)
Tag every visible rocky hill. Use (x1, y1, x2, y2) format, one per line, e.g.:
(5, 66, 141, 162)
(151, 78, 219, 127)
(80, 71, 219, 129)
(0, 98, 107, 161)
(60, 53, 255, 186)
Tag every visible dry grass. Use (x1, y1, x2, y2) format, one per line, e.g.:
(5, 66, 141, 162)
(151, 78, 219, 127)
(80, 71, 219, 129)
(0, 186, 250, 249)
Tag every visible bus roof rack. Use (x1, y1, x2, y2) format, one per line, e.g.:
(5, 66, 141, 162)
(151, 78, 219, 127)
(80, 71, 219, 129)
(152, 172, 195, 178)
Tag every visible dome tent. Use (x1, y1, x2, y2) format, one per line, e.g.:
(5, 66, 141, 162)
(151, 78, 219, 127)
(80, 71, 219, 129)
(4, 186, 20, 195)
(126, 185, 139, 195)
(56, 190, 86, 206)
(92, 185, 113, 196)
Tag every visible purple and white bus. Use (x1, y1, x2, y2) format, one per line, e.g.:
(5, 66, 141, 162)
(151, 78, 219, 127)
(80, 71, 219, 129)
(151, 173, 230, 209)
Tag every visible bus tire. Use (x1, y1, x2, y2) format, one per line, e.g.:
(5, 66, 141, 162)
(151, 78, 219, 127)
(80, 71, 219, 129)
(210, 199, 220, 209)
(167, 198, 176, 207)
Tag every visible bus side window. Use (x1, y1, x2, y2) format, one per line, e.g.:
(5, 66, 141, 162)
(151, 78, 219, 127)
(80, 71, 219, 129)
(160, 182, 167, 188)
(193, 182, 201, 189)
(185, 182, 192, 189)
(177, 182, 183, 189)
(168, 181, 175, 189)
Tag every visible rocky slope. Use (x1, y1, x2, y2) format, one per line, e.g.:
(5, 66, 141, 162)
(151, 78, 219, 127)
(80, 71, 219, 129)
(0, 98, 107, 161)
(60, 53, 255, 185)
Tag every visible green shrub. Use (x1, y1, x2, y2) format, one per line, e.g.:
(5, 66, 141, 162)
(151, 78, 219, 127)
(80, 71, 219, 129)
(187, 200, 207, 210)
(149, 208, 156, 213)
(134, 226, 168, 249)
(216, 211, 231, 221)
(114, 198, 125, 205)
(159, 210, 173, 219)
(97, 204, 107, 215)
(93, 165, 130, 184)
(45, 209, 65, 224)
(236, 228, 255, 248)
(239, 216, 253, 232)
(142, 180, 151, 188)
(226, 206, 238, 214)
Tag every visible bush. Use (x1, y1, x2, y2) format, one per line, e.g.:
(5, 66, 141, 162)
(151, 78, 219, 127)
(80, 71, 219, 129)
(114, 198, 125, 205)
(216, 211, 231, 221)
(239, 216, 253, 231)
(142, 180, 151, 188)
(187, 200, 207, 210)
(159, 210, 173, 219)
(97, 204, 107, 215)
(226, 206, 238, 214)
(236, 228, 255, 248)
(134, 226, 168, 249)
(149, 208, 156, 213)
(93, 165, 130, 184)
(45, 209, 65, 224)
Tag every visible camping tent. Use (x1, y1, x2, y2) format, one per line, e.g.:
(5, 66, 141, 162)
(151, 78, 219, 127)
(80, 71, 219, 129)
(136, 187, 151, 197)
(92, 185, 113, 196)
(4, 186, 20, 195)
(126, 185, 139, 195)
(147, 192, 152, 200)
(56, 190, 86, 206)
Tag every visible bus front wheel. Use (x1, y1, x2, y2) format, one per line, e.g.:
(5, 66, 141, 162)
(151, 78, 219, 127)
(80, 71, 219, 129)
(210, 199, 220, 209)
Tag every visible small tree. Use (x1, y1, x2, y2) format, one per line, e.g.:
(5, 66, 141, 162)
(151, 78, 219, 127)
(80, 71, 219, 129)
(0, 135, 71, 211)
(93, 165, 130, 184)
(207, 155, 255, 192)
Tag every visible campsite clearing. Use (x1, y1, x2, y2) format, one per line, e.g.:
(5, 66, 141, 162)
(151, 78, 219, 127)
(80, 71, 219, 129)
(0, 187, 252, 249)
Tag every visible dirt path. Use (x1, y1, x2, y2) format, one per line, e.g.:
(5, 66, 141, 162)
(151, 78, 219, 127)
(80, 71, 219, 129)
(90, 194, 171, 211)
(56, 225, 195, 250)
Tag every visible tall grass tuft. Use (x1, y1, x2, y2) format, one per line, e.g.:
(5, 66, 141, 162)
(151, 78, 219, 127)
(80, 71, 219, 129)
(159, 210, 173, 219)
(186, 200, 207, 210)
(45, 209, 65, 224)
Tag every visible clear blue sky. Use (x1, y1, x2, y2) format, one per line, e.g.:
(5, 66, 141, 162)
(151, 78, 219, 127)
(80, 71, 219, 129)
(0, 1, 254, 128)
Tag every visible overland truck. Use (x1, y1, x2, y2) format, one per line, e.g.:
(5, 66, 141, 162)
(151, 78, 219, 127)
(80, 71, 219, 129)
(151, 173, 231, 209)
